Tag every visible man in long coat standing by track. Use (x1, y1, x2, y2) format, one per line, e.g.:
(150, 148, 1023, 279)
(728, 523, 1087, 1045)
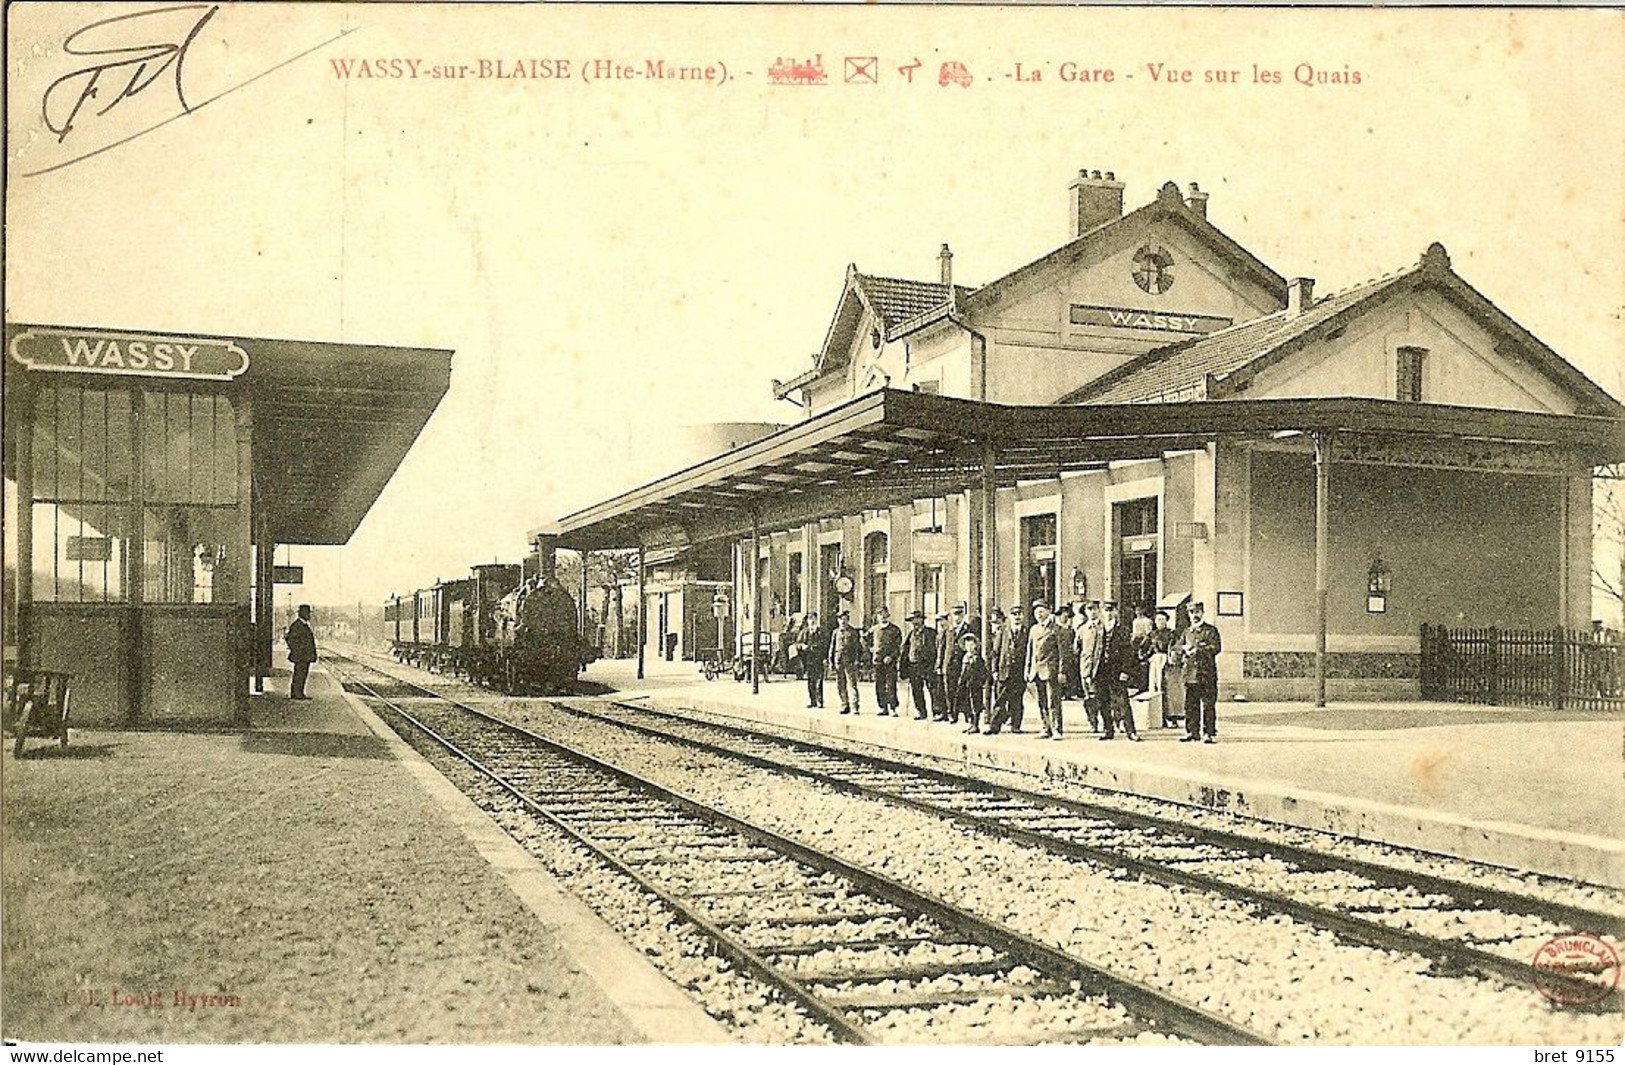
(1026, 602, 1063, 739)
(285, 604, 318, 701)
(1178, 600, 1224, 744)
(901, 611, 937, 720)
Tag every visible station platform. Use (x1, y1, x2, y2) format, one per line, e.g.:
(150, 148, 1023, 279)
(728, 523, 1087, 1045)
(587, 657, 1625, 889)
(1, 663, 726, 1045)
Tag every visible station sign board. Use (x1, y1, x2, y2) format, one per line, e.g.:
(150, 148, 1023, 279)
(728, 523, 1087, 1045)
(1070, 304, 1233, 335)
(912, 531, 956, 565)
(9, 328, 249, 382)
(273, 565, 305, 584)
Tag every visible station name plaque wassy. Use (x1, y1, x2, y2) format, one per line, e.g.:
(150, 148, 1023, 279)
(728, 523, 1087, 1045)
(9, 328, 249, 382)
(1070, 304, 1234, 334)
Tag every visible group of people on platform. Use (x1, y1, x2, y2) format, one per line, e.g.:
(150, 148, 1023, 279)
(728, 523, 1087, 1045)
(779, 598, 1222, 743)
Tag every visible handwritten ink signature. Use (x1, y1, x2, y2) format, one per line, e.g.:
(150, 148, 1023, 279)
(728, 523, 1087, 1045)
(41, 4, 219, 143)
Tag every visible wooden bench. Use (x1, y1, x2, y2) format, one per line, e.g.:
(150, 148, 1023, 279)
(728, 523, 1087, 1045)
(3, 670, 72, 756)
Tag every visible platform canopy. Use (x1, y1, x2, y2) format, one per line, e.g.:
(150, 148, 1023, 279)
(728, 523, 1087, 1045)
(553, 388, 1625, 552)
(3, 323, 453, 545)
(247, 336, 453, 543)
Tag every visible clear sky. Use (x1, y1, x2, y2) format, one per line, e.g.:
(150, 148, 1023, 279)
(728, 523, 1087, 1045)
(8, 5, 1623, 609)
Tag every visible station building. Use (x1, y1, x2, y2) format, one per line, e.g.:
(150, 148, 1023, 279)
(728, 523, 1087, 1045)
(4, 324, 452, 725)
(552, 172, 1625, 702)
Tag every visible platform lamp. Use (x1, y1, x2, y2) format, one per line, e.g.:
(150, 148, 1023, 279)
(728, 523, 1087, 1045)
(1367, 556, 1391, 614)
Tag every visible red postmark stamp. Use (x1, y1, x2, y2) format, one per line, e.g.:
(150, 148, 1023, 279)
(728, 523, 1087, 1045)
(1532, 933, 1620, 1007)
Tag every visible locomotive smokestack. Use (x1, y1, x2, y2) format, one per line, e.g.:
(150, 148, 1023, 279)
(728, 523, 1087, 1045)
(531, 531, 560, 583)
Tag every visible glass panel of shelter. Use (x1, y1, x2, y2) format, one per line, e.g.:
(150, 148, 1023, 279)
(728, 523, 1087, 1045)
(29, 384, 239, 606)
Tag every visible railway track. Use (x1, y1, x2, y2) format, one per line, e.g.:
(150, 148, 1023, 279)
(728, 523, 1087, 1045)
(548, 696, 1623, 1013)
(326, 654, 1271, 1046)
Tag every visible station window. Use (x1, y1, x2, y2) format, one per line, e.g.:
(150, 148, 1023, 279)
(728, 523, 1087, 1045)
(140, 393, 240, 604)
(29, 386, 240, 604)
(1020, 513, 1058, 609)
(143, 505, 238, 604)
(787, 552, 804, 616)
(29, 387, 134, 602)
(1396, 346, 1427, 403)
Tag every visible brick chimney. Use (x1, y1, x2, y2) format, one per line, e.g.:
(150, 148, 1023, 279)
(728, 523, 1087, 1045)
(939, 243, 953, 286)
(1287, 277, 1315, 316)
(1069, 169, 1125, 238)
(1185, 182, 1209, 219)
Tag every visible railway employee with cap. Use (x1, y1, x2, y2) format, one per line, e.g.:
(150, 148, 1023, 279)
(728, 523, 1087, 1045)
(1026, 602, 1063, 739)
(1098, 601, 1142, 741)
(869, 607, 903, 717)
(801, 611, 830, 708)
(940, 603, 971, 723)
(986, 604, 1029, 735)
(901, 610, 937, 720)
(1177, 601, 1223, 743)
(829, 610, 865, 714)
(1076, 602, 1106, 732)
(930, 611, 953, 721)
(285, 604, 318, 701)
(956, 631, 988, 733)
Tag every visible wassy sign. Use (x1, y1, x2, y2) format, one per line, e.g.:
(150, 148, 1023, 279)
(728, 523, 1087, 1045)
(10, 328, 249, 382)
(1071, 305, 1233, 334)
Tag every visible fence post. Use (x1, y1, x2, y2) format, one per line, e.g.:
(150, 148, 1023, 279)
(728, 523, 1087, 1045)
(1419, 624, 1432, 698)
(1551, 627, 1567, 711)
(1487, 627, 1500, 706)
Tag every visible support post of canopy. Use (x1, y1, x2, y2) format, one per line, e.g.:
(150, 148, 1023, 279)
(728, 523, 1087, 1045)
(1313, 430, 1334, 708)
(980, 443, 997, 650)
(636, 544, 647, 680)
(751, 512, 763, 695)
(579, 549, 591, 640)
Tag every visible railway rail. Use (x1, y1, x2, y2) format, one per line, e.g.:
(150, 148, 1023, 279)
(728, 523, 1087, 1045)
(551, 696, 1622, 1012)
(325, 653, 1270, 1046)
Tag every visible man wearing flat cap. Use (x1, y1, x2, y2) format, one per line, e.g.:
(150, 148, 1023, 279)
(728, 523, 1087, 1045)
(900, 609, 937, 720)
(986, 603, 1029, 735)
(829, 610, 865, 714)
(930, 612, 954, 721)
(869, 607, 903, 717)
(939, 603, 971, 723)
(1026, 601, 1063, 739)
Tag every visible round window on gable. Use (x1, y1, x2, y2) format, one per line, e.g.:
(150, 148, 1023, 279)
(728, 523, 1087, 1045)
(1132, 244, 1175, 295)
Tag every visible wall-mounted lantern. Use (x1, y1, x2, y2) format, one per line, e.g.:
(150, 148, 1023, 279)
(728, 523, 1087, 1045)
(1070, 565, 1087, 599)
(1367, 556, 1391, 614)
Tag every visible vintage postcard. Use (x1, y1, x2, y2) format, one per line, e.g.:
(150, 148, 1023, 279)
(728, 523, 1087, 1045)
(4, 2, 1623, 1055)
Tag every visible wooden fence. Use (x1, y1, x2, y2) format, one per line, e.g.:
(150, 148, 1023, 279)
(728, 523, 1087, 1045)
(1419, 624, 1623, 712)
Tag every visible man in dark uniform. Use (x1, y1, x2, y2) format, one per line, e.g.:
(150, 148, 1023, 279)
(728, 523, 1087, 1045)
(900, 610, 937, 720)
(869, 607, 903, 717)
(801, 610, 830, 708)
(1098, 601, 1141, 741)
(1177, 600, 1223, 743)
(986, 604, 1029, 735)
(939, 603, 970, 723)
(930, 612, 953, 721)
(829, 611, 865, 714)
(285, 604, 318, 701)
(956, 632, 988, 733)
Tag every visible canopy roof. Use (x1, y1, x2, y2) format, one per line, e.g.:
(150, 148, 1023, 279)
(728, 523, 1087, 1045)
(552, 388, 1625, 552)
(5, 323, 453, 544)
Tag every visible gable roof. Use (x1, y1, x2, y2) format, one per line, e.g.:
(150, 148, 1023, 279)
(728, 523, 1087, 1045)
(888, 181, 1288, 341)
(1059, 243, 1625, 417)
(779, 268, 974, 399)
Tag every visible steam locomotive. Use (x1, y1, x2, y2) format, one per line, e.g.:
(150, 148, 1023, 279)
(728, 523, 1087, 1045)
(385, 538, 597, 693)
